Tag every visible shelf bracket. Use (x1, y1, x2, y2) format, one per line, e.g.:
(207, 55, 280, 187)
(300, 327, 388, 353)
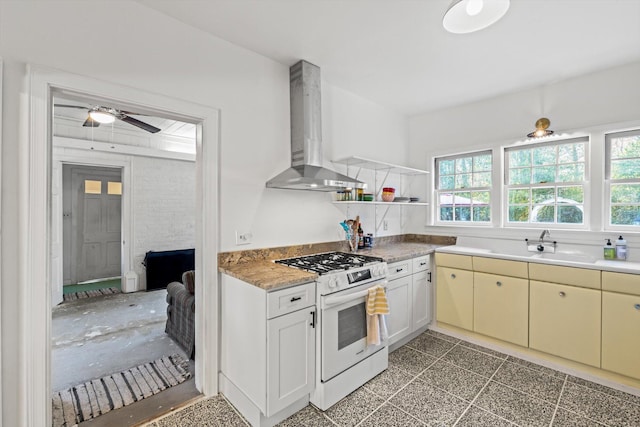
(375, 169, 392, 199)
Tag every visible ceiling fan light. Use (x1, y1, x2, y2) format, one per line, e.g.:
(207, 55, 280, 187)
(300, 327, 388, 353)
(443, 0, 510, 34)
(89, 110, 116, 124)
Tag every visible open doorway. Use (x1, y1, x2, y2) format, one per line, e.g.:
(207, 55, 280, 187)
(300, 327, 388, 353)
(51, 91, 202, 425)
(63, 165, 123, 294)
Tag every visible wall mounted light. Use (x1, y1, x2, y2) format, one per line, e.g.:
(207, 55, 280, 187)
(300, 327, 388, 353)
(443, 0, 510, 34)
(527, 117, 554, 138)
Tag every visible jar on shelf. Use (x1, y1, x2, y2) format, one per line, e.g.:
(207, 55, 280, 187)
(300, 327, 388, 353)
(381, 187, 395, 202)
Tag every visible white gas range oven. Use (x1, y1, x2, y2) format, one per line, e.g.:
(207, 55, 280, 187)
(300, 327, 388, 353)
(275, 251, 389, 410)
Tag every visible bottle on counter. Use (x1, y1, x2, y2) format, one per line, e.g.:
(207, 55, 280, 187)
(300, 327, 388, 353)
(357, 224, 365, 249)
(604, 239, 616, 260)
(616, 235, 627, 260)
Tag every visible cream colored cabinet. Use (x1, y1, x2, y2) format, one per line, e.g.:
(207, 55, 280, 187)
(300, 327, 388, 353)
(529, 280, 601, 367)
(436, 266, 474, 330)
(601, 271, 640, 380)
(473, 272, 529, 347)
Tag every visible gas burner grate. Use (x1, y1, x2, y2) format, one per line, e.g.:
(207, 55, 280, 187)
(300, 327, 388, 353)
(275, 251, 383, 275)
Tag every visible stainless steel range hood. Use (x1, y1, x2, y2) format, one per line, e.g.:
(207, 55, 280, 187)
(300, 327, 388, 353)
(266, 60, 366, 191)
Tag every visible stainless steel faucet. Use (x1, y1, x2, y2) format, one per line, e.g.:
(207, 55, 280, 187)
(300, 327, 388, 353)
(539, 229, 551, 242)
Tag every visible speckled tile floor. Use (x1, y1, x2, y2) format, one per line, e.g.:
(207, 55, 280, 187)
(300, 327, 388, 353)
(142, 330, 640, 427)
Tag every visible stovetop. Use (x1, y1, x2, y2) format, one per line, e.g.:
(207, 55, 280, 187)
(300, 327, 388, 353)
(275, 251, 383, 275)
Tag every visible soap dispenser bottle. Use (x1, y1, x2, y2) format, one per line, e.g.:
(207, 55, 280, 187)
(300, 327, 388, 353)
(604, 239, 616, 260)
(616, 235, 627, 260)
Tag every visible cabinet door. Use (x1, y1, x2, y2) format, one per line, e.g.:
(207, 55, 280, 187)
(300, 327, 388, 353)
(436, 267, 474, 330)
(413, 270, 431, 331)
(474, 272, 528, 347)
(386, 275, 413, 345)
(529, 280, 601, 367)
(602, 291, 640, 380)
(267, 308, 315, 416)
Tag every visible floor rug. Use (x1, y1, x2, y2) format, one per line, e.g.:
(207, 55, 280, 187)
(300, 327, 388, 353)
(52, 354, 191, 426)
(62, 287, 121, 302)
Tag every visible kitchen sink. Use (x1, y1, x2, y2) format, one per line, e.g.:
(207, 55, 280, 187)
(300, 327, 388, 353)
(528, 252, 596, 264)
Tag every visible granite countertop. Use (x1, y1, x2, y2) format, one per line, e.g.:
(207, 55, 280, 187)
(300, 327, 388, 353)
(219, 239, 450, 291)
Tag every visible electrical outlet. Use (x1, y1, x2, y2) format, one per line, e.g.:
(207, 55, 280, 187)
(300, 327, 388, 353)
(383, 219, 389, 231)
(235, 230, 253, 245)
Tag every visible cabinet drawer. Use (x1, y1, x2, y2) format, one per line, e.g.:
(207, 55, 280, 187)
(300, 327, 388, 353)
(387, 259, 412, 280)
(529, 263, 601, 290)
(602, 271, 640, 296)
(413, 255, 430, 273)
(267, 282, 315, 319)
(435, 253, 472, 270)
(473, 256, 528, 278)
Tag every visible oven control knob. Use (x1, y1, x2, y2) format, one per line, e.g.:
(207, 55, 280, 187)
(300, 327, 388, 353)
(328, 277, 338, 288)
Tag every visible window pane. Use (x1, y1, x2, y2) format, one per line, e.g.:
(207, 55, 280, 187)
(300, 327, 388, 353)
(532, 205, 555, 223)
(439, 175, 455, 190)
(454, 206, 471, 221)
(471, 191, 490, 204)
(558, 205, 583, 224)
(473, 154, 492, 172)
(558, 143, 585, 163)
(509, 168, 531, 185)
(557, 164, 584, 182)
(509, 206, 529, 222)
(611, 159, 640, 180)
(610, 136, 640, 159)
(440, 207, 453, 221)
(107, 181, 122, 195)
(509, 189, 529, 204)
(509, 149, 530, 167)
(611, 206, 640, 225)
(473, 206, 491, 222)
(532, 166, 555, 183)
(532, 188, 554, 204)
(439, 159, 454, 175)
(472, 172, 491, 187)
(533, 146, 556, 165)
(84, 180, 101, 194)
(558, 186, 584, 203)
(455, 174, 472, 189)
(455, 157, 472, 173)
(611, 184, 640, 203)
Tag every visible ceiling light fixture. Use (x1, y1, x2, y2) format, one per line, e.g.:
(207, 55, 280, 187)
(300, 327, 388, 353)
(88, 107, 116, 124)
(443, 0, 510, 34)
(527, 117, 554, 138)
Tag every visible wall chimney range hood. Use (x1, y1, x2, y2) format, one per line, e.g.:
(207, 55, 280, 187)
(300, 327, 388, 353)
(266, 60, 366, 191)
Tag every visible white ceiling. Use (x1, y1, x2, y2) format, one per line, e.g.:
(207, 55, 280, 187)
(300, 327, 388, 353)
(138, 0, 640, 116)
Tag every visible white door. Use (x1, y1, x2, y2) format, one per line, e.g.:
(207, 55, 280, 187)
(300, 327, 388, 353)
(386, 275, 412, 345)
(64, 165, 122, 283)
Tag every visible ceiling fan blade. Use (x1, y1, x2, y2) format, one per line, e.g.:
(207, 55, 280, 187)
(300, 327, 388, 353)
(119, 115, 161, 133)
(82, 116, 100, 128)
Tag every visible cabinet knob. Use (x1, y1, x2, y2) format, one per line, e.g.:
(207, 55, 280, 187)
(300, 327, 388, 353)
(420, 262, 427, 266)
(496, 281, 502, 287)
(396, 268, 403, 273)
(634, 304, 640, 310)
(559, 291, 566, 297)
(451, 273, 456, 279)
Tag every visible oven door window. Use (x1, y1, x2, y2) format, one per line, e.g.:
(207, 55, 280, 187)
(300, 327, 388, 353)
(338, 302, 367, 350)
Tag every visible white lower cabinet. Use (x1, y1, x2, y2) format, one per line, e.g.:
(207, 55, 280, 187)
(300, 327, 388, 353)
(387, 255, 432, 345)
(220, 275, 316, 427)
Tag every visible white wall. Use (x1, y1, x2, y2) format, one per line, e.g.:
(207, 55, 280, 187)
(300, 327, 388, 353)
(407, 61, 640, 254)
(133, 156, 196, 287)
(0, 2, 407, 424)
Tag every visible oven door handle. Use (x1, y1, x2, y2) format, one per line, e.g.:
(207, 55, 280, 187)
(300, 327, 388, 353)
(322, 285, 387, 309)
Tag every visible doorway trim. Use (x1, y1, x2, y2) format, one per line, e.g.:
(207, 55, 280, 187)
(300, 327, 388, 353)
(23, 65, 220, 426)
(52, 154, 132, 306)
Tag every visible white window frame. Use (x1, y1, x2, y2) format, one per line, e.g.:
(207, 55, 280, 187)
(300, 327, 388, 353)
(605, 129, 640, 230)
(434, 150, 494, 226)
(503, 137, 590, 229)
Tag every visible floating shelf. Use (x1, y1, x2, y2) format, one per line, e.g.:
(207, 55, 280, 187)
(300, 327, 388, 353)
(332, 156, 429, 176)
(333, 201, 428, 206)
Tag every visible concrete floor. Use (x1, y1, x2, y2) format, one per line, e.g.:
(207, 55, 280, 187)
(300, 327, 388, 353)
(52, 289, 188, 391)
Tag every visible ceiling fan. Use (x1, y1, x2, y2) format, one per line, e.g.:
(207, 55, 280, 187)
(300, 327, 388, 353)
(54, 104, 162, 134)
